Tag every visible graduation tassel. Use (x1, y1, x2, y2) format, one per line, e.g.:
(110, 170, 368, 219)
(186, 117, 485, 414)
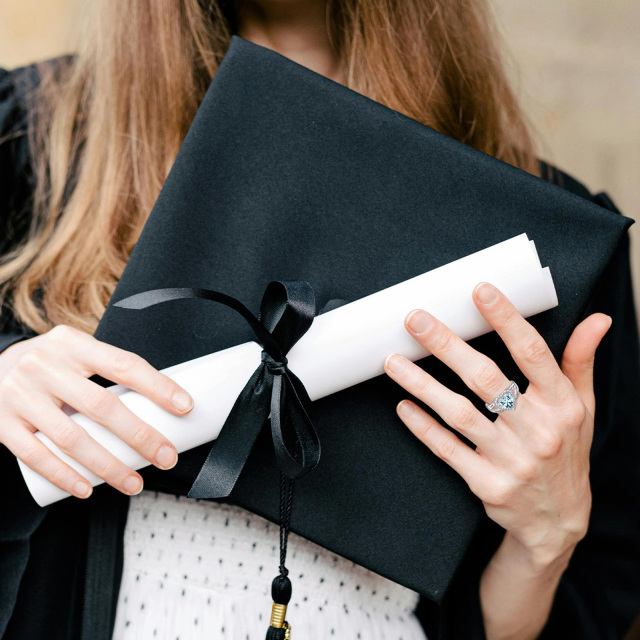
(266, 473, 295, 639)
(114, 282, 321, 640)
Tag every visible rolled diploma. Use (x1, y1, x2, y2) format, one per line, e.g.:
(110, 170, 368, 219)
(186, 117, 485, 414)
(19, 232, 558, 506)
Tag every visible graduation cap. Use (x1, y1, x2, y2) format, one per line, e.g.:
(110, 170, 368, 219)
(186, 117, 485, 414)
(91, 35, 632, 634)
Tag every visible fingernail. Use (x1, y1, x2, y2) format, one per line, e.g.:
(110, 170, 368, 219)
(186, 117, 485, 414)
(398, 400, 415, 417)
(407, 310, 433, 334)
(173, 390, 193, 412)
(124, 475, 143, 495)
(385, 354, 408, 374)
(476, 282, 498, 305)
(156, 445, 178, 470)
(74, 481, 92, 498)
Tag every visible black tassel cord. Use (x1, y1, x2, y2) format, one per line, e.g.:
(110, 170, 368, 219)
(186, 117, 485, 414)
(266, 474, 295, 639)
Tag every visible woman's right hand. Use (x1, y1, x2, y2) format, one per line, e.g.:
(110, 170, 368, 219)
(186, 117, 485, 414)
(0, 324, 194, 499)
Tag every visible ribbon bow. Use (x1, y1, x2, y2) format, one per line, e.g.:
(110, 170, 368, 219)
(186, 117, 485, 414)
(113, 280, 321, 499)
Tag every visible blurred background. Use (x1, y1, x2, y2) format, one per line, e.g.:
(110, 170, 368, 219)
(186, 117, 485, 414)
(493, 0, 640, 332)
(0, 1, 639, 638)
(0, 0, 638, 328)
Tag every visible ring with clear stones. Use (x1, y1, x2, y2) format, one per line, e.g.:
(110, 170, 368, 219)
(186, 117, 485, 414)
(485, 380, 519, 413)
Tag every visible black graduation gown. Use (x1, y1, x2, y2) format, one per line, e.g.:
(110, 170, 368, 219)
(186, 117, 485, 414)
(1, 58, 640, 640)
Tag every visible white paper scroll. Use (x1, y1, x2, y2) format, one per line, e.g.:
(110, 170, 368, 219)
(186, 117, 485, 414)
(19, 232, 557, 506)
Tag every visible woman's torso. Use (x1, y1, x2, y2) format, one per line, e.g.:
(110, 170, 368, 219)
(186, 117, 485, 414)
(112, 490, 427, 640)
(3, 55, 640, 640)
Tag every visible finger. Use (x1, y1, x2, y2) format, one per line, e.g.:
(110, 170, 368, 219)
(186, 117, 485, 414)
(561, 313, 612, 416)
(47, 326, 193, 415)
(403, 308, 515, 408)
(1, 420, 93, 499)
(384, 354, 500, 453)
(16, 394, 145, 496)
(395, 399, 493, 496)
(30, 371, 178, 471)
(472, 282, 570, 401)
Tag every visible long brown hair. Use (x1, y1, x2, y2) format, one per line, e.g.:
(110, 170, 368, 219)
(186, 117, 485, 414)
(0, 0, 538, 335)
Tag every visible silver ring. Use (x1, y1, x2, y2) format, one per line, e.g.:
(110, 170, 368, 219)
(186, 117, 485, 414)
(485, 380, 519, 413)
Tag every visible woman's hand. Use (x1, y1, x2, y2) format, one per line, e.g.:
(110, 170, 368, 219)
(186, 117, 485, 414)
(384, 282, 612, 639)
(0, 324, 194, 499)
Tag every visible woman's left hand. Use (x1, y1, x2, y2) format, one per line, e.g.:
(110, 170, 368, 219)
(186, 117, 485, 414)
(384, 281, 612, 568)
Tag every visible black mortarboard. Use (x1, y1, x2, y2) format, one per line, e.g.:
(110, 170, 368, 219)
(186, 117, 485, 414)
(91, 35, 633, 613)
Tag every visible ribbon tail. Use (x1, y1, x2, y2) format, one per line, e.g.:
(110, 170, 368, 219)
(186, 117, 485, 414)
(269, 372, 321, 480)
(187, 364, 272, 499)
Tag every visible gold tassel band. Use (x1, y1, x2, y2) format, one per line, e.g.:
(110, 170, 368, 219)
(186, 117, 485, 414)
(270, 603, 287, 628)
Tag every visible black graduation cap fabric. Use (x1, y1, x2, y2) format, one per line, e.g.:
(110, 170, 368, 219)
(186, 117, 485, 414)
(92, 35, 633, 606)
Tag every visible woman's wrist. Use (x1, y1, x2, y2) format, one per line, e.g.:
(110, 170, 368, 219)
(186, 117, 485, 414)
(479, 532, 576, 640)
(497, 531, 576, 577)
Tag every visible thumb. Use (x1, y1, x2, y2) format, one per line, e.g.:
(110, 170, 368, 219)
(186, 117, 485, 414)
(560, 312, 612, 416)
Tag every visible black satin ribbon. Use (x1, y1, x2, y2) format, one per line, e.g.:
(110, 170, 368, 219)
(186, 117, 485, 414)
(113, 281, 321, 499)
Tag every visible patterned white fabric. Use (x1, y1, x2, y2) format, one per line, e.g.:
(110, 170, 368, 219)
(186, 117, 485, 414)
(112, 490, 427, 640)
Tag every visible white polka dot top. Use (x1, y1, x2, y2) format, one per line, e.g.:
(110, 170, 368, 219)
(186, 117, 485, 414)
(111, 490, 428, 640)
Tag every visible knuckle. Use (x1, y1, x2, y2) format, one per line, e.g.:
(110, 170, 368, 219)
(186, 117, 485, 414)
(436, 437, 458, 461)
(534, 429, 563, 459)
(521, 337, 549, 366)
(85, 387, 117, 415)
(412, 372, 431, 396)
(130, 424, 156, 451)
(16, 348, 48, 374)
(474, 360, 504, 392)
(450, 401, 478, 431)
(431, 330, 457, 354)
(512, 457, 538, 481)
(486, 478, 515, 506)
(111, 350, 142, 375)
(414, 417, 434, 442)
(94, 457, 126, 482)
(0, 371, 26, 397)
(53, 421, 83, 452)
(571, 524, 589, 544)
(497, 306, 518, 326)
(20, 441, 43, 467)
(565, 396, 587, 425)
(551, 377, 574, 405)
(159, 379, 180, 404)
(48, 463, 72, 488)
(48, 323, 79, 344)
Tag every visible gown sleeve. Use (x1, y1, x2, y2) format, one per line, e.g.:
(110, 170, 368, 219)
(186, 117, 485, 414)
(0, 66, 39, 354)
(0, 66, 48, 639)
(418, 182, 640, 639)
